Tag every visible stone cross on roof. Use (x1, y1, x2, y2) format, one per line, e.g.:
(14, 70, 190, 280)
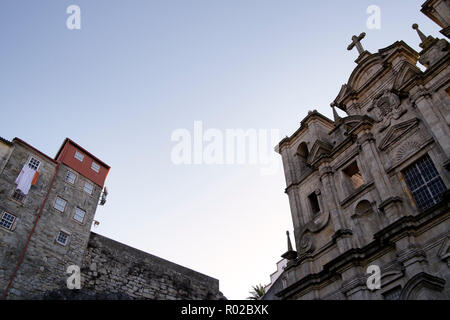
(347, 32, 366, 55)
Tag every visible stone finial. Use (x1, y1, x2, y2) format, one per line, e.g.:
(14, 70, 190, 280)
(282, 231, 297, 261)
(331, 104, 341, 122)
(412, 23, 436, 49)
(286, 231, 293, 252)
(347, 32, 366, 55)
(412, 24, 427, 42)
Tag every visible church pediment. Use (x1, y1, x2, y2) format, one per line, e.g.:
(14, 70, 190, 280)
(347, 55, 383, 91)
(393, 61, 421, 90)
(307, 140, 333, 164)
(342, 115, 372, 130)
(333, 41, 419, 112)
(437, 236, 450, 263)
(378, 118, 420, 150)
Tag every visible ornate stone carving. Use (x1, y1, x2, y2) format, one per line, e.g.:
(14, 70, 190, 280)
(295, 211, 330, 255)
(378, 118, 420, 151)
(395, 140, 421, 163)
(437, 236, 450, 267)
(368, 90, 406, 132)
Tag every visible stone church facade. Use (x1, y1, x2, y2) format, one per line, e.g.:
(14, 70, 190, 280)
(0, 137, 223, 300)
(265, 1, 450, 300)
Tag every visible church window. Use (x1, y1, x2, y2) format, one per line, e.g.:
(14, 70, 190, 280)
(383, 286, 402, 300)
(403, 154, 446, 212)
(343, 161, 364, 189)
(0, 211, 16, 230)
(296, 142, 310, 175)
(308, 192, 320, 215)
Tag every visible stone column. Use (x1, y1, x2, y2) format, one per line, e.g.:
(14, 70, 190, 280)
(412, 90, 450, 159)
(319, 164, 353, 253)
(286, 186, 304, 233)
(357, 131, 403, 224)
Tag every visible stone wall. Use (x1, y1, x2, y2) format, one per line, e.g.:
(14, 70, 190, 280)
(79, 232, 224, 300)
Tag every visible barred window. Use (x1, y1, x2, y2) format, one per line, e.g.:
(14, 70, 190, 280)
(0, 212, 16, 230)
(28, 157, 40, 171)
(65, 171, 76, 184)
(56, 231, 69, 246)
(383, 286, 402, 300)
(74, 207, 86, 223)
(54, 196, 67, 212)
(12, 189, 26, 203)
(403, 155, 447, 211)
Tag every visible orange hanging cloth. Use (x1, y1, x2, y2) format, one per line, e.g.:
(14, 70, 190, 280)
(31, 171, 40, 185)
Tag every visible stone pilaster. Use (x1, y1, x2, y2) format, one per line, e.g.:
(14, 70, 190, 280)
(319, 164, 353, 253)
(357, 131, 404, 224)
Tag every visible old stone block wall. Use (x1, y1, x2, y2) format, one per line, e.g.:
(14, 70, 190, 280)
(79, 232, 223, 300)
(0, 138, 224, 300)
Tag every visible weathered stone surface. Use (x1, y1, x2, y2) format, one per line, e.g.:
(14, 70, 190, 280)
(266, 1, 450, 300)
(0, 139, 224, 300)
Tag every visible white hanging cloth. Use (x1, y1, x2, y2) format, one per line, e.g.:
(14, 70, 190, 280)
(15, 165, 36, 195)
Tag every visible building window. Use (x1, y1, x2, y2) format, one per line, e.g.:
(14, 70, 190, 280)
(308, 192, 321, 216)
(54, 196, 67, 212)
(74, 150, 84, 162)
(84, 181, 94, 195)
(91, 161, 100, 173)
(28, 157, 40, 171)
(0, 211, 16, 230)
(56, 231, 69, 246)
(74, 207, 86, 223)
(343, 161, 364, 189)
(403, 154, 447, 212)
(12, 189, 26, 203)
(65, 171, 76, 184)
(383, 286, 402, 300)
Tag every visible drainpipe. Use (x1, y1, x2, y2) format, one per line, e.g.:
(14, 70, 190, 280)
(2, 147, 66, 299)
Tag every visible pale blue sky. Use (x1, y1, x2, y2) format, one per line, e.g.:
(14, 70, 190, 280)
(0, 1, 443, 299)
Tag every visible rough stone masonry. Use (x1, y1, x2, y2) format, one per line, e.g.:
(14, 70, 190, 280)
(0, 137, 224, 300)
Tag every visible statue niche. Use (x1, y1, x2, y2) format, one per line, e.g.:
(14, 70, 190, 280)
(367, 90, 406, 132)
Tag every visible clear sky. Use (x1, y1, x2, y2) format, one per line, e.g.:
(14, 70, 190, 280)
(0, 0, 443, 299)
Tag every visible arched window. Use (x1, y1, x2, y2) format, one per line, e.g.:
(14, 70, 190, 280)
(296, 142, 309, 177)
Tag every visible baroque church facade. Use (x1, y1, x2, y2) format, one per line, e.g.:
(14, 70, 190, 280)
(264, 0, 450, 300)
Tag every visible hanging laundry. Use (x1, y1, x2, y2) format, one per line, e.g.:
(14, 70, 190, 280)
(31, 171, 40, 185)
(15, 164, 36, 195)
